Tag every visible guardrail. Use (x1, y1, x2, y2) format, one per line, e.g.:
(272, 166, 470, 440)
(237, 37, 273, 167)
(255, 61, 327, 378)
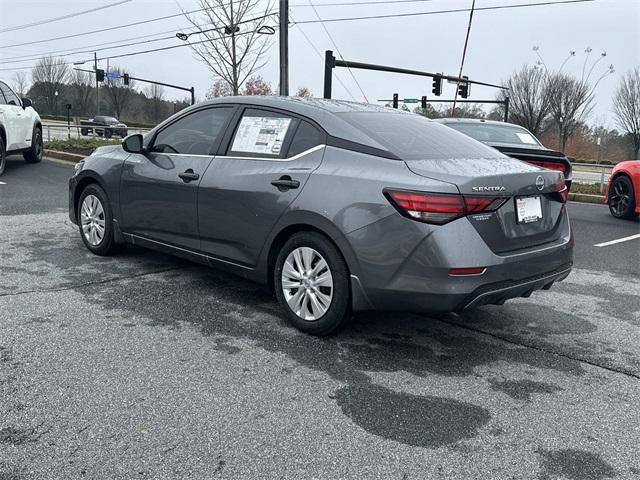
(41, 123, 152, 141)
(570, 162, 614, 193)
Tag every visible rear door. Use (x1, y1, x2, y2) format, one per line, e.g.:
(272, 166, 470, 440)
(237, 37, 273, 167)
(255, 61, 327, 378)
(0, 82, 29, 150)
(198, 107, 326, 266)
(119, 106, 235, 250)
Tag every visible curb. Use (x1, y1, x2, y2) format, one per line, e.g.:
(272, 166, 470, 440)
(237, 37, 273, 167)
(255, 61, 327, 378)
(44, 149, 85, 163)
(568, 192, 605, 205)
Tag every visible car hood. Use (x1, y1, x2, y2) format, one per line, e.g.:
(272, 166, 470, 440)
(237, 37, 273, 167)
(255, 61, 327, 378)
(90, 144, 122, 156)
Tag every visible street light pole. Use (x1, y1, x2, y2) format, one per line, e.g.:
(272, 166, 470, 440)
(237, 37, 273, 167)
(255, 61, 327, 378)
(94, 52, 100, 116)
(279, 0, 289, 96)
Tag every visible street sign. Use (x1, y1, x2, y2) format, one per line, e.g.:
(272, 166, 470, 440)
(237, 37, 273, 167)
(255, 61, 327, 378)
(104, 72, 121, 79)
(403, 98, 419, 103)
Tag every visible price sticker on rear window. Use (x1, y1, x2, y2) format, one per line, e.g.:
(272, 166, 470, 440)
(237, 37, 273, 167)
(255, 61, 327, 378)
(231, 116, 292, 155)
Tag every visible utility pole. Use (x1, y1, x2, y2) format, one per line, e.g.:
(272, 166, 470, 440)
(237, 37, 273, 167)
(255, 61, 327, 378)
(279, 0, 289, 96)
(94, 52, 100, 116)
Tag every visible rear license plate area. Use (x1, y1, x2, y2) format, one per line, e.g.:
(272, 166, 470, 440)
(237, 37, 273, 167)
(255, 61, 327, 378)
(515, 196, 542, 223)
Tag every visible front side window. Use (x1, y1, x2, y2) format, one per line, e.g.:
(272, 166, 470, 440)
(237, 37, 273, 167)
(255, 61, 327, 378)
(339, 112, 504, 161)
(151, 107, 232, 155)
(0, 82, 20, 106)
(229, 109, 296, 158)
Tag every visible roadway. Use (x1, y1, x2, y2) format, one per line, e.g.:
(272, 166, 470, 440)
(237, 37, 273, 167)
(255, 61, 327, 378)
(1, 156, 638, 479)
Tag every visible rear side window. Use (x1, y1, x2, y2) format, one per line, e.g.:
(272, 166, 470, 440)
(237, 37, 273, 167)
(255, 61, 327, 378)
(151, 107, 232, 155)
(339, 112, 504, 161)
(229, 109, 297, 158)
(0, 82, 20, 106)
(287, 121, 324, 157)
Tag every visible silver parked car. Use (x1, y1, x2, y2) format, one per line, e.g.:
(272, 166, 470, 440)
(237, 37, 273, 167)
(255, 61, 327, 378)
(69, 97, 573, 336)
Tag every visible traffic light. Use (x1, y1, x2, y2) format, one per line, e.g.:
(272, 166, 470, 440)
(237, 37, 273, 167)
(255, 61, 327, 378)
(421, 96, 427, 109)
(431, 75, 442, 96)
(458, 76, 470, 99)
(123, 73, 130, 86)
(95, 68, 104, 82)
(392, 93, 398, 109)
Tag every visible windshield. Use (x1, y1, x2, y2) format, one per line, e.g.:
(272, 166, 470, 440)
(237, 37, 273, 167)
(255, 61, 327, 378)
(104, 117, 119, 123)
(338, 112, 503, 160)
(444, 122, 542, 146)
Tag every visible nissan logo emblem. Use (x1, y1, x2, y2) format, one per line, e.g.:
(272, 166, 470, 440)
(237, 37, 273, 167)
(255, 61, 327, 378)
(535, 175, 545, 191)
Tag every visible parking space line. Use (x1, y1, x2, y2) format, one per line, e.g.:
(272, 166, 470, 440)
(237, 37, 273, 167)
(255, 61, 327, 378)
(0, 181, 6, 185)
(594, 233, 640, 247)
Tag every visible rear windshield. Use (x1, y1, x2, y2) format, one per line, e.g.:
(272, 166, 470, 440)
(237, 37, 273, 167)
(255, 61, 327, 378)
(338, 112, 502, 160)
(445, 122, 542, 146)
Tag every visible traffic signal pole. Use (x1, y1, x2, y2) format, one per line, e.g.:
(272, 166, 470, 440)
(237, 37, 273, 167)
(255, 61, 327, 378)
(94, 52, 100, 116)
(279, 0, 289, 96)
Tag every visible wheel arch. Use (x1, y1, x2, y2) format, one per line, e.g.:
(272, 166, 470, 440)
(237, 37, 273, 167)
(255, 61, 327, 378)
(73, 172, 110, 219)
(608, 171, 635, 203)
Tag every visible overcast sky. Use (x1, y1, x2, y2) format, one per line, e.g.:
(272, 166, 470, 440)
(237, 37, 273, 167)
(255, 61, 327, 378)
(1, 0, 638, 127)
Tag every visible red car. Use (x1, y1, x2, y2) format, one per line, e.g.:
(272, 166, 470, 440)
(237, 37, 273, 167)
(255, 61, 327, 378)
(605, 160, 640, 219)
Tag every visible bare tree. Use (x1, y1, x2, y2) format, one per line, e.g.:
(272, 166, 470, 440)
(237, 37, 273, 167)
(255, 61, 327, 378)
(242, 75, 272, 95)
(294, 86, 312, 98)
(613, 67, 640, 159)
(546, 72, 595, 153)
(497, 65, 550, 135)
(12, 71, 29, 97)
(101, 67, 135, 119)
(69, 70, 94, 118)
(145, 83, 165, 123)
(31, 56, 69, 114)
(183, 0, 274, 95)
(206, 78, 233, 98)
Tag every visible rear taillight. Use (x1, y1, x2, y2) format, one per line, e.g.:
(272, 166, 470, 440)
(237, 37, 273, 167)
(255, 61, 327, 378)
(522, 159, 568, 176)
(551, 176, 569, 203)
(385, 190, 506, 225)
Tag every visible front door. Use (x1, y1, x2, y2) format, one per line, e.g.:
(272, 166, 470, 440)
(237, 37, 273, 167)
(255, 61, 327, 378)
(119, 106, 235, 250)
(198, 107, 326, 266)
(0, 82, 29, 150)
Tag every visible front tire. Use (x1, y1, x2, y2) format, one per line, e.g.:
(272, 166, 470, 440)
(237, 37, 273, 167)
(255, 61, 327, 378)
(23, 126, 43, 164)
(78, 184, 119, 255)
(608, 175, 638, 220)
(274, 232, 351, 336)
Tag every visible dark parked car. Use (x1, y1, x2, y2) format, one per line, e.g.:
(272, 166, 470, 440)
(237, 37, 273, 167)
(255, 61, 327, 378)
(69, 97, 573, 335)
(437, 118, 572, 189)
(80, 116, 128, 138)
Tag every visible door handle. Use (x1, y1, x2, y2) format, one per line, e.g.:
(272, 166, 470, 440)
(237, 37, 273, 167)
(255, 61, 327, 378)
(178, 169, 200, 182)
(271, 176, 300, 191)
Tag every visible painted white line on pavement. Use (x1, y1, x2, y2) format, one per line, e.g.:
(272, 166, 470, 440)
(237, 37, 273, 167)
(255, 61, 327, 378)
(594, 233, 640, 247)
(0, 181, 6, 185)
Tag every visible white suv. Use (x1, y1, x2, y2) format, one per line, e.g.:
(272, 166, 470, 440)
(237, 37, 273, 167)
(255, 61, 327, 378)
(0, 80, 43, 176)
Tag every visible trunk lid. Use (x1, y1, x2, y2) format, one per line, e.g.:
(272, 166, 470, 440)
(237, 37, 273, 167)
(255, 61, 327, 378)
(405, 157, 566, 253)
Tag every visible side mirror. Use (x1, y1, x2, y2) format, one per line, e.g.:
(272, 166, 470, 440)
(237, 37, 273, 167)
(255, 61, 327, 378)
(22, 97, 32, 109)
(122, 134, 145, 154)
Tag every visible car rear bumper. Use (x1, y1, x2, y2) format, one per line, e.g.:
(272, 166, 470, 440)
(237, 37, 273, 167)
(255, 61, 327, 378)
(346, 210, 574, 313)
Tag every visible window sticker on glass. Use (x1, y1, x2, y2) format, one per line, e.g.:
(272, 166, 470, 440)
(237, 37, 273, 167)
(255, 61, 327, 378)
(232, 116, 292, 155)
(515, 132, 538, 145)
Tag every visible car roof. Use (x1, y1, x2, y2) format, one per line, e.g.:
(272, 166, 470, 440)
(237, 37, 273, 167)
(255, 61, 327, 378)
(173, 96, 410, 150)
(435, 118, 528, 128)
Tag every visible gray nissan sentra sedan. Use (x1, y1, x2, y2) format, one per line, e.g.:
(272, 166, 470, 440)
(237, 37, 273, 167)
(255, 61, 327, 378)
(69, 96, 573, 336)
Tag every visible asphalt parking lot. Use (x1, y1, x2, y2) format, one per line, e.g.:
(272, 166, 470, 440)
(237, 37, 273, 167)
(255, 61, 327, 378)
(1, 156, 639, 479)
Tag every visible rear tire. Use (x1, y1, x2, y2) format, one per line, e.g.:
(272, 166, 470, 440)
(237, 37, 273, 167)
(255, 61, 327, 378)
(80, 128, 88, 136)
(23, 126, 42, 164)
(0, 136, 6, 176)
(608, 175, 638, 220)
(104, 129, 112, 139)
(77, 184, 119, 256)
(274, 232, 351, 336)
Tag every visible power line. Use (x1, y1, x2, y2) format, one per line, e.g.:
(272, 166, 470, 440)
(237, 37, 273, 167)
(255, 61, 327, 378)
(289, 11, 357, 101)
(0, 0, 133, 34)
(1, 6, 210, 49)
(293, 0, 596, 24)
(306, 0, 369, 102)
(291, 0, 439, 6)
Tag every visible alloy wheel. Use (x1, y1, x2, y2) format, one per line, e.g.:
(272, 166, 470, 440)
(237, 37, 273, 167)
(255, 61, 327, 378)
(609, 180, 631, 216)
(281, 247, 333, 321)
(80, 195, 106, 246)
